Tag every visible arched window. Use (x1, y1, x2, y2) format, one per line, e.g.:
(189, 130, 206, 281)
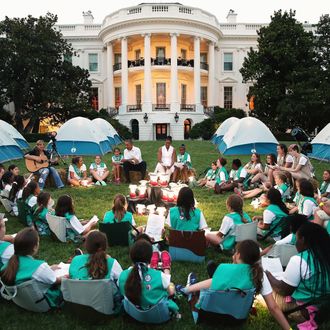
(131, 119, 139, 140)
(184, 119, 192, 140)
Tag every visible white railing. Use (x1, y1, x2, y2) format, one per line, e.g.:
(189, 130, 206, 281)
(127, 7, 142, 15)
(152, 5, 169, 12)
(84, 24, 102, 31)
(179, 7, 192, 14)
(58, 25, 76, 31)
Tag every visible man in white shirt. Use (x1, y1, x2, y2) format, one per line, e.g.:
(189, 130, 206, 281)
(122, 139, 147, 183)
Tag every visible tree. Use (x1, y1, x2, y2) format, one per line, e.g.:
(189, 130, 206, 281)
(240, 10, 323, 134)
(0, 13, 92, 132)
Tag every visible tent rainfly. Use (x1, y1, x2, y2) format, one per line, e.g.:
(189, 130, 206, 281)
(92, 118, 122, 145)
(0, 120, 29, 149)
(309, 123, 330, 161)
(211, 117, 240, 145)
(47, 117, 112, 156)
(218, 117, 278, 155)
(0, 130, 24, 163)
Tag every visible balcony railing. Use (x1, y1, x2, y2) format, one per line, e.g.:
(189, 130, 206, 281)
(113, 63, 122, 71)
(200, 62, 209, 70)
(180, 104, 196, 112)
(127, 104, 142, 112)
(177, 58, 193, 67)
(152, 104, 170, 111)
(151, 57, 171, 66)
(128, 58, 145, 68)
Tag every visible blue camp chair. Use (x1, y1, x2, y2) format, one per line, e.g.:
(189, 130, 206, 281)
(168, 229, 206, 263)
(123, 296, 171, 324)
(196, 288, 255, 325)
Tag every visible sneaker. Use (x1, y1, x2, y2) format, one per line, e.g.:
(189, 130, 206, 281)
(74, 248, 83, 256)
(150, 251, 160, 269)
(101, 180, 107, 186)
(95, 181, 101, 186)
(160, 251, 171, 270)
(186, 272, 198, 287)
(206, 260, 217, 278)
(175, 284, 188, 297)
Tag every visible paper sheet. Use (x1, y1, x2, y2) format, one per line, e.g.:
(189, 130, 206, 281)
(145, 213, 165, 241)
(261, 257, 283, 274)
(54, 262, 70, 277)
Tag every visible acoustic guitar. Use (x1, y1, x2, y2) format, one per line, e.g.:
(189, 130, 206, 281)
(25, 154, 50, 172)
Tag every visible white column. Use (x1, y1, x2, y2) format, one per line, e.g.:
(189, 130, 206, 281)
(121, 37, 128, 113)
(143, 33, 152, 112)
(207, 41, 215, 107)
(194, 36, 201, 110)
(106, 42, 114, 108)
(170, 33, 179, 112)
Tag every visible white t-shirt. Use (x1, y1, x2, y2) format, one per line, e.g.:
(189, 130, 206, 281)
(28, 196, 37, 208)
(68, 164, 87, 180)
(218, 170, 227, 182)
(89, 163, 107, 177)
(261, 272, 273, 296)
(123, 146, 143, 164)
(282, 255, 311, 287)
(219, 215, 235, 235)
(0, 241, 14, 264)
(229, 168, 247, 180)
(16, 189, 23, 201)
(32, 261, 57, 285)
(67, 215, 85, 234)
(165, 210, 208, 230)
(298, 155, 308, 166)
(285, 154, 294, 164)
(275, 234, 294, 246)
(111, 259, 123, 281)
(300, 199, 318, 218)
(263, 209, 276, 225)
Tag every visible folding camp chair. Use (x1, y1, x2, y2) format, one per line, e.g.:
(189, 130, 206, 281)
(0, 279, 51, 312)
(61, 278, 117, 322)
(197, 288, 256, 326)
(235, 221, 257, 242)
(46, 213, 67, 243)
(123, 296, 171, 324)
(0, 196, 14, 215)
(168, 229, 206, 263)
(99, 222, 135, 246)
(265, 244, 298, 267)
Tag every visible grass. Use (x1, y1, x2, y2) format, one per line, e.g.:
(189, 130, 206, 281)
(1, 140, 329, 330)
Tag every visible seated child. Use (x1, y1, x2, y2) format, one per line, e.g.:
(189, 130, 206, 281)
(111, 148, 123, 184)
(297, 179, 318, 220)
(205, 194, 252, 251)
(9, 175, 26, 216)
(214, 158, 229, 193)
(55, 195, 98, 242)
(314, 200, 330, 234)
(319, 170, 330, 199)
(21, 181, 40, 226)
(0, 219, 14, 268)
(197, 161, 218, 188)
(0, 228, 64, 308)
(68, 156, 93, 187)
(89, 155, 110, 186)
(0, 171, 14, 198)
(166, 187, 208, 231)
(32, 192, 53, 236)
(118, 238, 179, 316)
(172, 144, 192, 183)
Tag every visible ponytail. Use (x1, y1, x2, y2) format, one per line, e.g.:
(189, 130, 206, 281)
(22, 181, 38, 202)
(125, 263, 144, 306)
(250, 261, 264, 294)
(227, 194, 248, 223)
(0, 255, 19, 285)
(87, 250, 108, 279)
(112, 194, 126, 222)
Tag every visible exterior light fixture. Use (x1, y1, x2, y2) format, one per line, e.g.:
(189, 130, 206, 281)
(174, 112, 179, 123)
(143, 113, 148, 123)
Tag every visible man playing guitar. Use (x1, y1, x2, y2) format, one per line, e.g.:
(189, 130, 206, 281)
(24, 140, 64, 190)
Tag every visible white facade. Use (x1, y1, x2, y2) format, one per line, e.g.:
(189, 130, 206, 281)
(57, 4, 314, 141)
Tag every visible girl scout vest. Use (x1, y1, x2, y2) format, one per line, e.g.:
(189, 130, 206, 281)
(298, 197, 318, 220)
(232, 166, 244, 181)
(320, 181, 330, 195)
(264, 204, 288, 237)
(292, 250, 330, 302)
(177, 152, 192, 169)
(112, 155, 123, 163)
(216, 167, 229, 184)
(0, 241, 12, 268)
(206, 168, 218, 180)
(222, 212, 252, 250)
(33, 207, 50, 236)
(103, 210, 133, 224)
(69, 254, 115, 280)
(211, 264, 254, 291)
(119, 267, 179, 312)
(169, 207, 201, 231)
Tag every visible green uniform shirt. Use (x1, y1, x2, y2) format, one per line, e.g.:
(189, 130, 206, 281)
(177, 152, 192, 169)
(215, 167, 229, 184)
(262, 204, 288, 237)
(320, 181, 330, 195)
(103, 210, 133, 224)
(169, 206, 202, 231)
(298, 197, 318, 221)
(0, 241, 12, 268)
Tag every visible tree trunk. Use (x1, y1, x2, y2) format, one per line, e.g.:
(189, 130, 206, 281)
(23, 117, 36, 133)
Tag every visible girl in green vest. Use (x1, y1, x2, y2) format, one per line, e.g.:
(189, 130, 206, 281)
(319, 170, 330, 198)
(172, 144, 192, 183)
(0, 228, 63, 308)
(180, 240, 290, 329)
(205, 194, 252, 250)
(267, 222, 330, 328)
(112, 148, 124, 184)
(214, 158, 229, 193)
(297, 179, 318, 220)
(254, 188, 289, 239)
(166, 187, 208, 231)
(21, 181, 40, 227)
(197, 161, 218, 187)
(119, 238, 179, 316)
(32, 192, 52, 236)
(243, 153, 263, 189)
(68, 156, 93, 187)
(89, 155, 110, 186)
(69, 231, 122, 281)
(0, 219, 14, 268)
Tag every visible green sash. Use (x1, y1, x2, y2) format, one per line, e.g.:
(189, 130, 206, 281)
(320, 181, 330, 195)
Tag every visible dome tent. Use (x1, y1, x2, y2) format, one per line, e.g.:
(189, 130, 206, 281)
(92, 118, 122, 146)
(218, 117, 278, 155)
(0, 120, 29, 149)
(47, 117, 112, 156)
(211, 117, 240, 145)
(309, 123, 330, 161)
(0, 130, 24, 163)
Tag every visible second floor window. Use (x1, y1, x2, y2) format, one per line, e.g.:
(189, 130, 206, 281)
(114, 53, 121, 64)
(181, 49, 187, 59)
(135, 49, 141, 60)
(89, 53, 98, 72)
(200, 53, 207, 64)
(224, 52, 233, 71)
(156, 47, 165, 59)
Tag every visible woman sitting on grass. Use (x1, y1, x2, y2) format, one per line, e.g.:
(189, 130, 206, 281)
(54, 195, 98, 242)
(205, 194, 252, 251)
(32, 192, 53, 236)
(0, 228, 64, 308)
(166, 187, 208, 231)
(243, 152, 263, 188)
(178, 240, 290, 329)
(118, 238, 179, 317)
(68, 156, 93, 187)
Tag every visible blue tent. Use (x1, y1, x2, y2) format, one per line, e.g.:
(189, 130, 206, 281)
(218, 117, 278, 155)
(0, 130, 24, 163)
(92, 118, 122, 146)
(0, 120, 29, 149)
(309, 123, 330, 161)
(211, 117, 239, 145)
(47, 117, 112, 156)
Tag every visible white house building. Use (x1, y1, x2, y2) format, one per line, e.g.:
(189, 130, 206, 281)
(57, 3, 314, 140)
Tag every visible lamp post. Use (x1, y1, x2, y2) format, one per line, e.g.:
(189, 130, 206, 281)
(143, 113, 148, 123)
(174, 112, 179, 123)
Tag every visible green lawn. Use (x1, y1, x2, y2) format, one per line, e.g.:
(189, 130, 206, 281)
(1, 140, 329, 329)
